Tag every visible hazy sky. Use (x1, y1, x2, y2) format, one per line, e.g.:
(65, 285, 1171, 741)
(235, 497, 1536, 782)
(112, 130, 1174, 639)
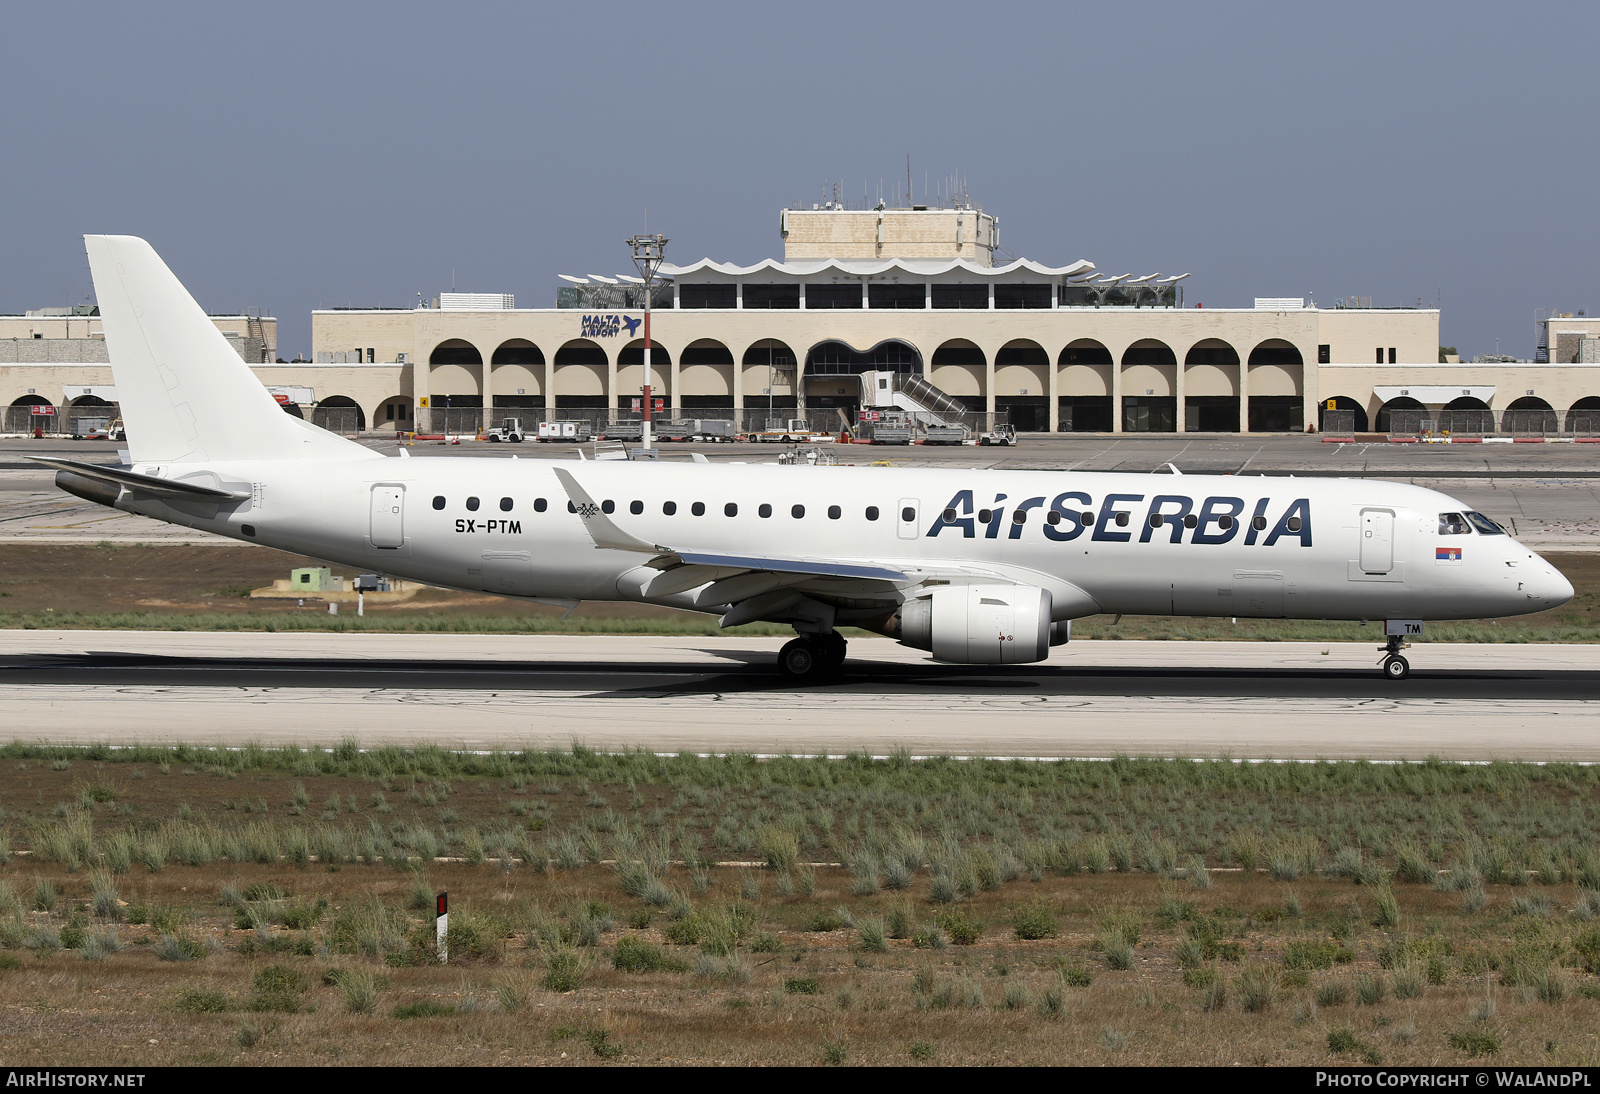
(3, 1, 1595, 360)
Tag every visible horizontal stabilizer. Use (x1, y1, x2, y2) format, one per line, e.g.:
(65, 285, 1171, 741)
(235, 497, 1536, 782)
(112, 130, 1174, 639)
(27, 456, 247, 500)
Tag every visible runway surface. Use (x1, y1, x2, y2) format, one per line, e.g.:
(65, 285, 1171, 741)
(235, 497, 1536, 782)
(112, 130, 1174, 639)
(3, 631, 1597, 761)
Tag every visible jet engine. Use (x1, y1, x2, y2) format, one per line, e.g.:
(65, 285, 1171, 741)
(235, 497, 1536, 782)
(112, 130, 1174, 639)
(898, 584, 1052, 665)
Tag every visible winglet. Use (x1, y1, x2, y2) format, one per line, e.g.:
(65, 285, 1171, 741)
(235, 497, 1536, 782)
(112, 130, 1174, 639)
(551, 467, 673, 554)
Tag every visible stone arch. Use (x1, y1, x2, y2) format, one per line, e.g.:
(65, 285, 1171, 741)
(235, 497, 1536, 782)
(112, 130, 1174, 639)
(1439, 396, 1493, 436)
(1057, 339, 1113, 432)
(376, 396, 414, 429)
(995, 339, 1048, 431)
(1376, 396, 1426, 433)
(1183, 337, 1241, 432)
(1121, 339, 1176, 432)
(428, 337, 483, 408)
(1246, 338, 1304, 431)
(554, 339, 610, 407)
(741, 339, 798, 412)
(929, 339, 985, 404)
(677, 338, 735, 408)
(1565, 395, 1600, 435)
(7, 394, 57, 433)
(1319, 395, 1369, 434)
(312, 395, 366, 434)
(1502, 395, 1557, 435)
(491, 339, 545, 408)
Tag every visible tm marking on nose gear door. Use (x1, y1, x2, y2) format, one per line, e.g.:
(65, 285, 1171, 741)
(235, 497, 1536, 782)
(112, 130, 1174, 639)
(371, 484, 405, 549)
(1359, 507, 1394, 574)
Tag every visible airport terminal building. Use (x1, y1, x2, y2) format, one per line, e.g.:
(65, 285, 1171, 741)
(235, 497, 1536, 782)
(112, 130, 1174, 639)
(6, 203, 1600, 437)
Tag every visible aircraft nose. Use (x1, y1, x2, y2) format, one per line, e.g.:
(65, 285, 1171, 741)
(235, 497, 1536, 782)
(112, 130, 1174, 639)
(1540, 560, 1575, 608)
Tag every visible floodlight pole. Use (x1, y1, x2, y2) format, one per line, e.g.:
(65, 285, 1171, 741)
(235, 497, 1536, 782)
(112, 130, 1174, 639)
(627, 234, 668, 453)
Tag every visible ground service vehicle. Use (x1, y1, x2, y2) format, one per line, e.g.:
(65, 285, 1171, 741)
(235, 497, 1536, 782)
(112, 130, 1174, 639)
(485, 418, 526, 443)
(537, 421, 592, 443)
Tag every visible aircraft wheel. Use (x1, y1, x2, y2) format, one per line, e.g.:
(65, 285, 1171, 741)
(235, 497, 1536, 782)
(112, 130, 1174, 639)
(1382, 654, 1410, 680)
(816, 632, 847, 672)
(778, 638, 824, 681)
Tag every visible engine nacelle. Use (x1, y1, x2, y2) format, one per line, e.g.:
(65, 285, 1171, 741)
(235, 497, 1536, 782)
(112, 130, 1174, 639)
(899, 584, 1052, 665)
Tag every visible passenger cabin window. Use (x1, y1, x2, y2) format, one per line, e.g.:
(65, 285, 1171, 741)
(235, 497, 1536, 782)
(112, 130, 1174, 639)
(943, 508, 958, 523)
(978, 509, 992, 522)
(1183, 513, 1198, 528)
(601, 500, 615, 514)
(1465, 512, 1505, 535)
(759, 504, 772, 518)
(1252, 515, 1267, 531)
(534, 498, 548, 512)
(1286, 516, 1303, 533)
(724, 502, 738, 517)
(630, 500, 643, 515)
(1217, 515, 1233, 530)
(663, 501, 677, 515)
(1149, 513, 1164, 528)
(432, 496, 445, 510)
(1011, 510, 1027, 525)
(1046, 511, 1062, 525)
(1115, 512, 1130, 528)
(567, 501, 576, 513)
(466, 497, 480, 512)
(791, 504, 805, 519)
(691, 502, 705, 516)
(1081, 511, 1094, 525)
(1439, 512, 1471, 535)
(828, 505, 841, 519)
(500, 497, 513, 512)
(866, 506, 879, 521)
(901, 507, 915, 522)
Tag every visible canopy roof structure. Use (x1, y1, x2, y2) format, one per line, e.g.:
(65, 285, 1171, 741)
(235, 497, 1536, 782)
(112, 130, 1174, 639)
(660, 256, 1097, 280)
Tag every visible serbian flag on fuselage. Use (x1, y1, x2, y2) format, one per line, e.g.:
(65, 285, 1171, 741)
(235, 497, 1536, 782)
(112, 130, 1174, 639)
(1436, 546, 1463, 563)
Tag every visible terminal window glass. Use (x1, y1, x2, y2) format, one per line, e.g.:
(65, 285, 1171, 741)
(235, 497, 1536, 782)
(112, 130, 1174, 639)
(994, 284, 1051, 309)
(432, 496, 445, 510)
(806, 284, 861, 310)
(1376, 348, 1384, 364)
(743, 284, 800, 309)
(1465, 512, 1505, 535)
(932, 284, 989, 309)
(534, 498, 548, 512)
(1317, 344, 1331, 364)
(1389, 348, 1397, 363)
(1439, 513, 1471, 535)
(868, 284, 925, 310)
(466, 497, 480, 512)
(865, 506, 879, 521)
(679, 284, 736, 309)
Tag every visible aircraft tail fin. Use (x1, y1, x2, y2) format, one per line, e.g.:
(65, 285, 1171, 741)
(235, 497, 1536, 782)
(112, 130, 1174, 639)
(84, 235, 377, 464)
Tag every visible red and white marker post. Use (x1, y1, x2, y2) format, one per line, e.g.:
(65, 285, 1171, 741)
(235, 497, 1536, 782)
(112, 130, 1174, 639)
(435, 891, 448, 964)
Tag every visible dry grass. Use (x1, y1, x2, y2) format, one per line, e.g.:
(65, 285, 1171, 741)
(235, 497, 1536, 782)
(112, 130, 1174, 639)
(0, 748, 1598, 1065)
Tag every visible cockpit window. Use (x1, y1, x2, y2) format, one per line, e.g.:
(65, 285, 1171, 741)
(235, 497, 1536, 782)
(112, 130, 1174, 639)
(1439, 512, 1471, 535)
(1465, 511, 1506, 535)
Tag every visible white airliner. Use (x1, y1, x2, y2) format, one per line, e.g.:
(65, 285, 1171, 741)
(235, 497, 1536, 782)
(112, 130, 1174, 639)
(37, 236, 1574, 681)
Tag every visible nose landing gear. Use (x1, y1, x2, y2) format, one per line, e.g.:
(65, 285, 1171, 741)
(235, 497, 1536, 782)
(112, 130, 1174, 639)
(1379, 634, 1410, 680)
(777, 631, 848, 682)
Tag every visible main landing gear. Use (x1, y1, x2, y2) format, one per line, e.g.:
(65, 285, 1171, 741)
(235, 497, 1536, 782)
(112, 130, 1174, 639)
(1379, 634, 1411, 680)
(778, 631, 847, 682)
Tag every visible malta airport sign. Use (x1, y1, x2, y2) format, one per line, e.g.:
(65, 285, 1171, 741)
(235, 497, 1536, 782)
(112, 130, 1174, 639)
(580, 314, 643, 339)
